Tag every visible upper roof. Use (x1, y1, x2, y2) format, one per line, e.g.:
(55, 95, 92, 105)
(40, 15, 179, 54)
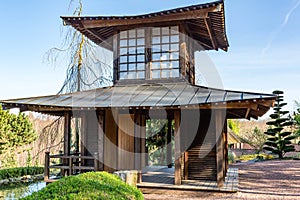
(1, 82, 275, 119)
(61, 0, 229, 51)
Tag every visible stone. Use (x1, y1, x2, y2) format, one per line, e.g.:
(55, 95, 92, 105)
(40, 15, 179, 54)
(114, 170, 138, 186)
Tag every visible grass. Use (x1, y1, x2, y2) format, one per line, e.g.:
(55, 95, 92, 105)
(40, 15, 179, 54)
(21, 171, 144, 200)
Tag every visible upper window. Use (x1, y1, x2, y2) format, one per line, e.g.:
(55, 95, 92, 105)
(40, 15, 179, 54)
(151, 26, 180, 79)
(118, 26, 180, 80)
(119, 29, 146, 80)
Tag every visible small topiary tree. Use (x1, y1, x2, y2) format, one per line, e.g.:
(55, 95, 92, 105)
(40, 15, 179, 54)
(263, 90, 296, 159)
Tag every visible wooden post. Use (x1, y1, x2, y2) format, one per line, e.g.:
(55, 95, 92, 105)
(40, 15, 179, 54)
(224, 120, 228, 173)
(80, 112, 86, 167)
(174, 110, 181, 185)
(94, 152, 99, 171)
(64, 111, 71, 175)
(134, 112, 141, 171)
(184, 151, 188, 180)
(134, 112, 143, 183)
(64, 112, 71, 156)
(140, 113, 146, 183)
(167, 114, 172, 168)
(97, 111, 104, 171)
(215, 109, 225, 187)
(44, 152, 50, 182)
(69, 156, 73, 175)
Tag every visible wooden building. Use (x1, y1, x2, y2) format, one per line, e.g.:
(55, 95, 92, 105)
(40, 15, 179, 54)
(1, 0, 276, 187)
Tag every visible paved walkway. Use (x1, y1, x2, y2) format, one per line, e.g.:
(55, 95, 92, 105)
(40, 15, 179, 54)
(144, 160, 300, 200)
(139, 166, 238, 192)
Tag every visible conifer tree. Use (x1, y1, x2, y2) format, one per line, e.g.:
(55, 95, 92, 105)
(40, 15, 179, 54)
(0, 106, 37, 167)
(263, 90, 296, 159)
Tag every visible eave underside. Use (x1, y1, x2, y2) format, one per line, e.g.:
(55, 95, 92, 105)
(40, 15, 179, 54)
(61, 0, 228, 51)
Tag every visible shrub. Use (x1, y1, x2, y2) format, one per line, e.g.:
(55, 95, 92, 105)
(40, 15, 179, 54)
(22, 172, 144, 200)
(239, 154, 273, 161)
(0, 167, 44, 180)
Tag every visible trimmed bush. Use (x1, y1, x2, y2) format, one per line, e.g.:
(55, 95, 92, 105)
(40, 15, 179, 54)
(22, 172, 143, 200)
(0, 167, 44, 180)
(239, 154, 274, 161)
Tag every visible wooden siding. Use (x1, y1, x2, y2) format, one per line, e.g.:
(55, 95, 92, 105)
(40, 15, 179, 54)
(84, 111, 103, 168)
(183, 110, 217, 181)
(104, 109, 118, 172)
(118, 114, 135, 170)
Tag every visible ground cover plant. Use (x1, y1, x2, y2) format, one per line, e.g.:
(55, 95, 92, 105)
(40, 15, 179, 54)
(22, 171, 143, 200)
(0, 167, 44, 180)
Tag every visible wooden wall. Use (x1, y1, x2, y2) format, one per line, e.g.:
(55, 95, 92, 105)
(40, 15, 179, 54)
(104, 109, 118, 172)
(181, 109, 227, 184)
(82, 111, 104, 169)
(118, 114, 135, 170)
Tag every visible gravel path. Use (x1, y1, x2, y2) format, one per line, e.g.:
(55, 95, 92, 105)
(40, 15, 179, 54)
(144, 160, 300, 200)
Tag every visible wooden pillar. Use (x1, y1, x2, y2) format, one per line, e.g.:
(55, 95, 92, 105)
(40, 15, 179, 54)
(167, 114, 172, 168)
(174, 110, 181, 185)
(64, 111, 71, 156)
(80, 112, 86, 167)
(97, 111, 104, 171)
(104, 109, 118, 172)
(134, 112, 146, 183)
(215, 109, 225, 187)
(44, 152, 50, 182)
(140, 114, 146, 169)
(224, 119, 228, 174)
(134, 112, 141, 170)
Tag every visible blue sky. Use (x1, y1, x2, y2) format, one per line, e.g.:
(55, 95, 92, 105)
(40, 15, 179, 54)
(0, 0, 300, 114)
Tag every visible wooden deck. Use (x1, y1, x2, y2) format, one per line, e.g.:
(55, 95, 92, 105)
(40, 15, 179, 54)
(138, 166, 238, 193)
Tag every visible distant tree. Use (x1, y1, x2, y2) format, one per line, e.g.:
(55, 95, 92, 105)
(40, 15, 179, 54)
(146, 119, 173, 165)
(293, 102, 300, 146)
(0, 106, 37, 168)
(228, 119, 240, 135)
(239, 126, 268, 153)
(263, 90, 296, 159)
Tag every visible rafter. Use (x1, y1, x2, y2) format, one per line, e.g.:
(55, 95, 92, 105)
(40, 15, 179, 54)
(204, 18, 217, 50)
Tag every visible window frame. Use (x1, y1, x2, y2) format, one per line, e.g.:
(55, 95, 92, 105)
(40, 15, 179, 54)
(117, 26, 180, 81)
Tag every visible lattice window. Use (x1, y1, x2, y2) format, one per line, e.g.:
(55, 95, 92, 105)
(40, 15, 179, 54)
(151, 26, 180, 79)
(119, 29, 146, 80)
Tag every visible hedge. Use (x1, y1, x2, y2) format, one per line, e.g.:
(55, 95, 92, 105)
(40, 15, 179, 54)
(22, 172, 143, 200)
(0, 167, 44, 180)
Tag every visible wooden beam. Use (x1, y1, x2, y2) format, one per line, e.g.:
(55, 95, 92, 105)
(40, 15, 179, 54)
(245, 108, 251, 119)
(174, 110, 181, 185)
(80, 7, 218, 29)
(85, 28, 112, 49)
(204, 18, 218, 50)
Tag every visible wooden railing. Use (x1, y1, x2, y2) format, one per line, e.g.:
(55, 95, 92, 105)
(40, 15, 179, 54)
(44, 152, 99, 182)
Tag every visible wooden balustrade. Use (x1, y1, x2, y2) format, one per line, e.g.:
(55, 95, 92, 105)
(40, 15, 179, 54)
(44, 152, 99, 183)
